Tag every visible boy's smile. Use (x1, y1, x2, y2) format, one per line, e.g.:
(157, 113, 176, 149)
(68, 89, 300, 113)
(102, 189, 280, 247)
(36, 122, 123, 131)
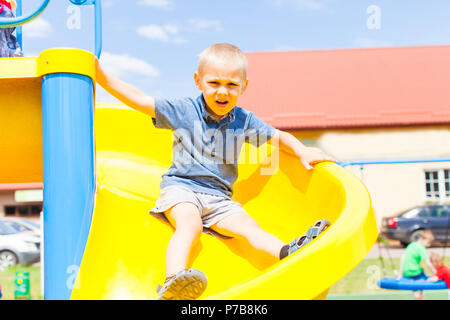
(194, 62, 248, 121)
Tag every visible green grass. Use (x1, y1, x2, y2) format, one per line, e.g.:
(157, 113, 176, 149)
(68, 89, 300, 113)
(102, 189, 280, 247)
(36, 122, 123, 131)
(0, 266, 42, 300)
(1, 256, 448, 300)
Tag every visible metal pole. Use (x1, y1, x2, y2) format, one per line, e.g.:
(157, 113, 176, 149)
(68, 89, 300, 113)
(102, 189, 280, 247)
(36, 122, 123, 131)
(16, 0, 22, 50)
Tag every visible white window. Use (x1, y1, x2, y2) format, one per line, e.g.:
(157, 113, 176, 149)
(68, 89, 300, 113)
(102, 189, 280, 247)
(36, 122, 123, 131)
(424, 169, 450, 201)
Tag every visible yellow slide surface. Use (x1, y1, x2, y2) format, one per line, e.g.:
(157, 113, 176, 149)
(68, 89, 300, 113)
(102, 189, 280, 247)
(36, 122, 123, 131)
(70, 103, 378, 300)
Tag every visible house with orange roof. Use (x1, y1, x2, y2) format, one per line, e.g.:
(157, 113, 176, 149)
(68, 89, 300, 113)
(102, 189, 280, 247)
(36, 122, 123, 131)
(240, 45, 450, 224)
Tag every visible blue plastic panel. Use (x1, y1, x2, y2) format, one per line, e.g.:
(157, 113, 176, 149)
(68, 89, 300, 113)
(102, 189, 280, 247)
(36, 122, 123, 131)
(379, 277, 448, 291)
(42, 73, 96, 300)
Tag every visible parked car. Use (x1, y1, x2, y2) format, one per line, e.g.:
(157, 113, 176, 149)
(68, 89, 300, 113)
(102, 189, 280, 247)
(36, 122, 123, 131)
(381, 204, 450, 247)
(0, 217, 41, 238)
(0, 221, 40, 270)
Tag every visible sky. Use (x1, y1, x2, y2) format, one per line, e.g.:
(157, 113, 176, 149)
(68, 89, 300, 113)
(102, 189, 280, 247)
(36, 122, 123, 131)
(19, 0, 450, 102)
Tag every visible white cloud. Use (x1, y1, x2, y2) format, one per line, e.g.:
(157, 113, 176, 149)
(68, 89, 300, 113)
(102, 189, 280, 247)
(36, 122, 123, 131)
(100, 52, 160, 78)
(137, 24, 187, 44)
(164, 24, 179, 35)
(269, 0, 328, 11)
(273, 44, 303, 51)
(137, 19, 224, 44)
(353, 37, 393, 48)
(188, 19, 223, 32)
(172, 37, 188, 44)
(137, 0, 172, 8)
(137, 24, 170, 41)
(23, 18, 52, 38)
(23, 51, 40, 57)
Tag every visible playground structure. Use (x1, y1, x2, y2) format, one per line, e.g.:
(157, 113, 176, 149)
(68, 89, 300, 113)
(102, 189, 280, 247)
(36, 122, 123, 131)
(340, 160, 449, 295)
(0, 0, 378, 299)
(340, 160, 449, 296)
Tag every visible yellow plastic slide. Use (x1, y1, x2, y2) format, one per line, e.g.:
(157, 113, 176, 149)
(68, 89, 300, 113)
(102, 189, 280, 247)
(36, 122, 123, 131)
(70, 103, 378, 300)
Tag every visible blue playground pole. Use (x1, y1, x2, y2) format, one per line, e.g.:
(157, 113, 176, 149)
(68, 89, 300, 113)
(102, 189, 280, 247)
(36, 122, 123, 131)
(16, 0, 22, 50)
(42, 73, 96, 300)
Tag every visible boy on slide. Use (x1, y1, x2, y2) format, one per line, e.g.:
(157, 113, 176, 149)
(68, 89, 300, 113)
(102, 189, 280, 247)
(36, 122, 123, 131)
(95, 43, 335, 300)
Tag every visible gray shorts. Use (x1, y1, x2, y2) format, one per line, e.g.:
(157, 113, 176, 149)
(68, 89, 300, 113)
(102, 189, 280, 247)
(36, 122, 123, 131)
(150, 185, 246, 235)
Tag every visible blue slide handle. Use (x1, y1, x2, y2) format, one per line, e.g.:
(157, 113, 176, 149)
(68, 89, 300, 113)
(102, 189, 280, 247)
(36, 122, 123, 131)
(69, 0, 103, 58)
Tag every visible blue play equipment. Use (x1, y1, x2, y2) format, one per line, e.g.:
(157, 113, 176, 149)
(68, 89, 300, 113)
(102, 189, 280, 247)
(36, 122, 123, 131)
(0, 0, 102, 58)
(338, 157, 450, 168)
(0, 0, 50, 28)
(379, 276, 447, 291)
(1, 0, 103, 300)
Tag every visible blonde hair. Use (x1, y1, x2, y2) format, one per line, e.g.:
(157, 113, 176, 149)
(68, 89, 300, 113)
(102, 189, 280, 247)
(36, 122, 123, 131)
(198, 43, 248, 79)
(419, 229, 435, 241)
(430, 252, 443, 266)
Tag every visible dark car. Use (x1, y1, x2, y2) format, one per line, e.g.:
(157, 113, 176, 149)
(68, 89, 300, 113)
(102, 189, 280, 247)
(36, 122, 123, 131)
(381, 204, 450, 247)
(0, 221, 40, 270)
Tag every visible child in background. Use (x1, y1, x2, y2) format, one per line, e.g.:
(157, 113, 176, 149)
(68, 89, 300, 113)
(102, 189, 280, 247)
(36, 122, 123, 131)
(398, 229, 436, 300)
(428, 252, 450, 288)
(0, 0, 24, 57)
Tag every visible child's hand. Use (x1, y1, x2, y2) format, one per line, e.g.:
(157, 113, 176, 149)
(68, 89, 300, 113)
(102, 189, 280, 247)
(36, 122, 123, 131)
(94, 57, 106, 85)
(427, 275, 439, 282)
(298, 146, 336, 171)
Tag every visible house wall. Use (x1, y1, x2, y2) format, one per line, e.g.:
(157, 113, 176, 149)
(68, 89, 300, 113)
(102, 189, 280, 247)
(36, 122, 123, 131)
(0, 191, 16, 216)
(0, 190, 42, 221)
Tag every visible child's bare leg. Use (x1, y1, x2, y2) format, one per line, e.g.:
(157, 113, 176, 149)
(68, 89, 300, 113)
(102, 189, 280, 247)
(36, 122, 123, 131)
(210, 212, 286, 259)
(164, 202, 203, 278)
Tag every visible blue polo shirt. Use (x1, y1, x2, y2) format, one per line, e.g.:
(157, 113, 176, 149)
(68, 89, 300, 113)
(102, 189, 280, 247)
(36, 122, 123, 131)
(152, 95, 277, 198)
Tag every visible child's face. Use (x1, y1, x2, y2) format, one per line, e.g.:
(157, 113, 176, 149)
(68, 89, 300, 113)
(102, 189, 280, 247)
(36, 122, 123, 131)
(420, 236, 433, 247)
(194, 62, 248, 119)
(431, 259, 440, 268)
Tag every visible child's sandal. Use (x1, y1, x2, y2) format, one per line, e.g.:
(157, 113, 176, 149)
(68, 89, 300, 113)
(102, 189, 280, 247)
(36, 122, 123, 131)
(156, 269, 207, 300)
(287, 219, 331, 256)
(305, 219, 331, 240)
(288, 235, 308, 255)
